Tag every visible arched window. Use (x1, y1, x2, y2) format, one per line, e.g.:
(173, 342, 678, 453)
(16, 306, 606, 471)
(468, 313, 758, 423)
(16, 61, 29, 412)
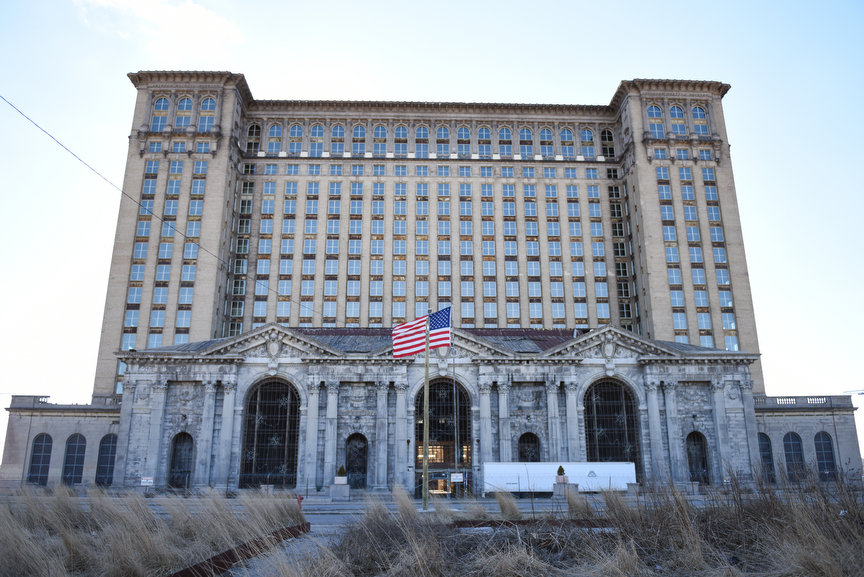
(168, 432, 194, 489)
(240, 380, 301, 488)
(395, 125, 408, 139)
(174, 98, 192, 128)
(457, 127, 470, 140)
(414, 380, 471, 495)
(670, 106, 686, 135)
(518, 432, 541, 462)
(519, 128, 533, 141)
(584, 380, 642, 479)
(783, 432, 805, 482)
(560, 128, 575, 158)
(198, 97, 215, 132)
(601, 129, 615, 157)
(352, 125, 366, 156)
(151, 97, 169, 131)
(814, 432, 836, 481)
(539, 128, 553, 142)
(686, 431, 709, 484)
(289, 124, 303, 138)
(62, 434, 86, 486)
(246, 124, 261, 154)
(518, 128, 533, 157)
(498, 127, 512, 141)
(331, 124, 345, 155)
(331, 124, 345, 139)
(345, 433, 368, 489)
(477, 127, 491, 158)
(456, 127, 470, 157)
(436, 126, 450, 140)
(415, 126, 428, 139)
(267, 124, 282, 154)
(758, 433, 776, 483)
(353, 125, 366, 139)
(95, 434, 118, 487)
(27, 433, 52, 486)
(692, 106, 709, 135)
(477, 127, 491, 140)
(373, 125, 387, 139)
(647, 106, 664, 139)
(310, 124, 324, 138)
(580, 129, 595, 158)
(539, 128, 553, 158)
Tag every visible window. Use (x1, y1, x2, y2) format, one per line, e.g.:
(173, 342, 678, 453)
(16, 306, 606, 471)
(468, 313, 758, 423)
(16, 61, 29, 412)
(62, 434, 86, 486)
(783, 432, 805, 481)
(27, 433, 53, 485)
(95, 434, 118, 487)
(814, 432, 836, 481)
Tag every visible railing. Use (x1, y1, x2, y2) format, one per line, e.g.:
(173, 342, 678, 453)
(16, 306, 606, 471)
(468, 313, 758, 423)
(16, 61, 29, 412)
(753, 395, 853, 409)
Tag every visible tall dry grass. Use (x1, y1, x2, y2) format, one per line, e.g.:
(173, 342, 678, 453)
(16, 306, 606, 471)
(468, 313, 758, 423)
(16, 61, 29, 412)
(0, 487, 305, 577)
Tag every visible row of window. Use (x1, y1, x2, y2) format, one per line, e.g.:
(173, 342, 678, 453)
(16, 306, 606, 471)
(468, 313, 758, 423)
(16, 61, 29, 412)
(246, 125, 615, 159)
(758, 431, 837, 483)
(240, 163, 618, 179)
(242, 183, 611, 200)
(150, 97, 216, 133)
(646, 105, 711, 139)
(27, 433, 117, 487)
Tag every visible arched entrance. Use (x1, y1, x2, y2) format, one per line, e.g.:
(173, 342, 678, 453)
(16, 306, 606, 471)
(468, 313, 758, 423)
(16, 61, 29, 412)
(414, 379, 472, 496)
(345, 433, 368, 489)
(168, 432, 194, 489)
(584, 380, 642, 479)
(518, 432, 541, 462)
(686, 431, 710, 484)
(240, 380, 301, 488)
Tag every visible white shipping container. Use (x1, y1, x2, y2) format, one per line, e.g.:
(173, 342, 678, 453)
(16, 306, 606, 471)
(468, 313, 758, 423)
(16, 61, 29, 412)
(482, 462, 636, 495)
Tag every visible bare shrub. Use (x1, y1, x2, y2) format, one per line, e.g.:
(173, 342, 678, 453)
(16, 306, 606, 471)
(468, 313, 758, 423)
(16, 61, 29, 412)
(494, 491, 522, 520)
(566, 488, 594, 519)
(392, 485, 417, 522)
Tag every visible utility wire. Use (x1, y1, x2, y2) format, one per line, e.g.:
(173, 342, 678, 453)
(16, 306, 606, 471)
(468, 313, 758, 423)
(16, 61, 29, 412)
(0, 93, 339, 325)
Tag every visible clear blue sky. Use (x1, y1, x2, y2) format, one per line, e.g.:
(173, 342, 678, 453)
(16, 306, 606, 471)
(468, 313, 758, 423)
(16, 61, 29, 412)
(1, 0, 863, 460)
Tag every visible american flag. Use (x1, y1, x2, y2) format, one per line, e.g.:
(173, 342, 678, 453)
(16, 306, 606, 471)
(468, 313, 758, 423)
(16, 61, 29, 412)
(392, 307, 451, 358)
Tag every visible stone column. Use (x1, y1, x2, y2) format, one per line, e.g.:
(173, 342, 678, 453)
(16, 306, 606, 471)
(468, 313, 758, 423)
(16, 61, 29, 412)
(478, 381, 492, 466)
(565, 382, 581, 462)
(113, 378, 137, 487)
(304, 377, 320, 490)
(214, 377, 237, 488)
(662, 380, 685, 482)
(545, 379, 562, 461)
(323, 381, 340, 485)
(710, 378, 730, 483)
(645, 379, 667, 481)
(394, 382, 409, 488)
(497, 382, 512, 462)
(194, 379, 217, 486)
(739, 378, 760, 480)
(146, 377, 168, 484)
(374, 381, 389, 490)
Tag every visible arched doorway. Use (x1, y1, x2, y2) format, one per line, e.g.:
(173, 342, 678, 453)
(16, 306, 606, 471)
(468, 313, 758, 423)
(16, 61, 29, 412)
(168, 432, 194, 489)
(345, 433, 368, 489)
(584, 380, 642, 479)
(414, 379, 472, 496)
(686, 431, 710, 484)
(518, 432, 541, 462)
(240, 380, 300, 488)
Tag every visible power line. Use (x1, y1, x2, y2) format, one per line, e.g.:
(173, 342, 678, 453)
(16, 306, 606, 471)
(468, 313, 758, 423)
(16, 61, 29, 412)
(0, 93, 337, 326)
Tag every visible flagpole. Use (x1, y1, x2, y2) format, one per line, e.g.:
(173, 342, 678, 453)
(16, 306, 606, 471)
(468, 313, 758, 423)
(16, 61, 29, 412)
(422, 314, 430, 511)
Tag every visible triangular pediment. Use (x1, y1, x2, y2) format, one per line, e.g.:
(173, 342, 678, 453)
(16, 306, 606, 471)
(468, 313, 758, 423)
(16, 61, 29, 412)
(541, 325, 681, 359)
(368, 327, 516, 359)
(204, 323, 341, 358)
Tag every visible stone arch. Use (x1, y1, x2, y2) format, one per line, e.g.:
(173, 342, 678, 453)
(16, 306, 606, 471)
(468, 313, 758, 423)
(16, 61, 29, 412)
(518, 432, 541, 462)
(168, 432, 194, 489)
(239, 378, 301, 488)
(583, 378, 643, 480)
(413, 378, 473, 483)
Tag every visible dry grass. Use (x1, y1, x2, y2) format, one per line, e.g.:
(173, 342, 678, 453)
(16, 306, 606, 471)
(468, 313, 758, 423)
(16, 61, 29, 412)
(494, 491, 522, 520)
(0, 487, 305, 577)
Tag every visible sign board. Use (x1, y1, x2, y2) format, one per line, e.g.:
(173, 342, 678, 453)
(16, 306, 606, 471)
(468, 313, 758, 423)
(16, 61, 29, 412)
(140, 476, 154, 487)
(450, 472, 464, 483)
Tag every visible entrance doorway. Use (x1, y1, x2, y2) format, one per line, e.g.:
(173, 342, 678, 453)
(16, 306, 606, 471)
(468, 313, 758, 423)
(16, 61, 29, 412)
(345, 433, 368, 489)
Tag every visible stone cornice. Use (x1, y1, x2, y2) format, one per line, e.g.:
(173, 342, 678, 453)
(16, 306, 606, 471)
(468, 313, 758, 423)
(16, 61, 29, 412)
(128, 71, 253, 104)
(609, 79, 731, 112)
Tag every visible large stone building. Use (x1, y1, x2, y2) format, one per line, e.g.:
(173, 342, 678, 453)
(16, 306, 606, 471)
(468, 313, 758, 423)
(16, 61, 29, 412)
(1, 72, 859, 492)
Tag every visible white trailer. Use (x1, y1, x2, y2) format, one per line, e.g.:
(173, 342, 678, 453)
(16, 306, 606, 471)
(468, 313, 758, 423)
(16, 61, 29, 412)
(482, 462, 636, 495)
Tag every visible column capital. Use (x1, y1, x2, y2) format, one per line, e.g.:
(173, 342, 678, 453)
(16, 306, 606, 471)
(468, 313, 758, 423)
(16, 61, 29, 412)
(121, 378, 137, 394)
(644, 379, 660, 392)
(497, 381, 511, 393)
(376, 381, 390, 393)
(306, 380, 321, 395)
(478, 381, 492, 393)
(711, 378, 725, 392)
(545, 381, 560, 394)
(222, 380, 237, 393)
(204, 381, 217, 394)
(326, 381, 340, 394)
(565, 382, 579, 393)
(662, 379, 679, 390)
(394, 381, 409, 392)
(152, 378, 168, 392)
(738, 378, 754, 390)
